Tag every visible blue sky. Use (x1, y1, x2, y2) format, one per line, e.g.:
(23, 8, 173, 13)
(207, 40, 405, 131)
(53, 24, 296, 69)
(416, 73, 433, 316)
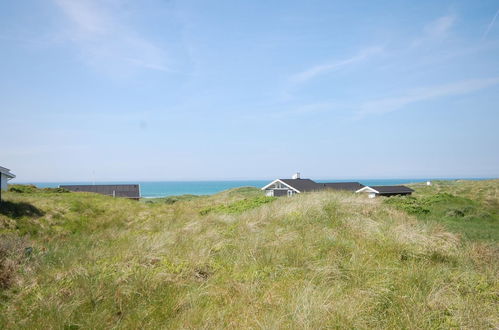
(1, 0, 499, 181)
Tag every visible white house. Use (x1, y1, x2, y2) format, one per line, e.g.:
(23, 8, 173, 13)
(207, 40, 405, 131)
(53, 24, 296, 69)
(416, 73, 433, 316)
(0, 166, 16, 191)
(262, 173, 365, 197)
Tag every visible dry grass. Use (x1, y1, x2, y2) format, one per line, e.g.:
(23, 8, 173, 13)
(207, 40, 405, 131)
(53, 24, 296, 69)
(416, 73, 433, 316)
(0, 182, 498, 329)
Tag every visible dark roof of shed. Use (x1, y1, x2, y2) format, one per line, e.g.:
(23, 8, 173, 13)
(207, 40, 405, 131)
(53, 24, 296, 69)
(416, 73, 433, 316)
(60, 184, 140, 198)
(322, 182, 365, 191)
(280, 179, 321, 192)
(371, 185, 414, 194)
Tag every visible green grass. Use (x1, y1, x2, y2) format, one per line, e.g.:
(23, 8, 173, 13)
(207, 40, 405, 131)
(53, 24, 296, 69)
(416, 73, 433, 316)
(390, 180, 499, 242)
(199, 196, 276, 215)
(143, 194, 204, 205)
(0, 181, 497, 328)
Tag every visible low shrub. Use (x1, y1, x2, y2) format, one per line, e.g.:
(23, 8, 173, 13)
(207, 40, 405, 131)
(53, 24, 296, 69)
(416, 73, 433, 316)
(8, 185, 37, 194)
(385, 193, 478, 217)
(41, 187, 69, 193)
(200, 196, 276, 215)
(445, 208, 466, 217)
(8, 185, 69, 194)
(444, 206, 475, 218)
(420, 192, 456, 203)
(384, 196, 430, 215)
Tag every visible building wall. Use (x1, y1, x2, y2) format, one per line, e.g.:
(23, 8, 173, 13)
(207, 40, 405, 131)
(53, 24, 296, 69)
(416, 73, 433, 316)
(378, 192, 412, 197)
(1, 174, 8, 191)
(265, 188, 295, 197)
(273, 189, 289, 197)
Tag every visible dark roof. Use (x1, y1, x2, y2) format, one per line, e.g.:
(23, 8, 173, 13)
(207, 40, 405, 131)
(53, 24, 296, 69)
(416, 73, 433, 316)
(60, 184, 140, 198)
(371, 185, 414, 194)
(322, 182, 365, 191)
(273, 179, 365, 193)
(280, 179, 321, 192)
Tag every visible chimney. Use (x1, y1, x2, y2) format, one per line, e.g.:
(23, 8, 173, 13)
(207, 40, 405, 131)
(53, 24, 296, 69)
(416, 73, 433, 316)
(292, 172, 301, 179)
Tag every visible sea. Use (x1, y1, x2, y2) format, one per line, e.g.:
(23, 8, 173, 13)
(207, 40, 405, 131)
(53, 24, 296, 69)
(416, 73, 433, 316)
(14, 178, 491, 198)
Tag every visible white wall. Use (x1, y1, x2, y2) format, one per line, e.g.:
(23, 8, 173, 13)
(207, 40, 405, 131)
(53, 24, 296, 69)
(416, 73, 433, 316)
(0, 173, 14, 191)
(0, 173, 8, 191)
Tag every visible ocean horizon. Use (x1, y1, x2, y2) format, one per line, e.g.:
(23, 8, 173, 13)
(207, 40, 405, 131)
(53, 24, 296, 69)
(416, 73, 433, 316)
(11, 178, 493, 198)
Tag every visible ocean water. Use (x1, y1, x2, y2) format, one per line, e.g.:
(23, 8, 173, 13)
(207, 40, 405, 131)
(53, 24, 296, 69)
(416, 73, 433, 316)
(14, 178, 490, 198)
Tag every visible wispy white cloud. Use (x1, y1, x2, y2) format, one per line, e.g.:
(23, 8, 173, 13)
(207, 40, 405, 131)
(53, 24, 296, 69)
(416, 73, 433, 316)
(283, 14, 457, 102)
(482, 9, 499, 40)
(425, 15, 456, 38)
(355, 77, 499, 118)
(53, 0, 168, 73)
(411, 14, 456, 47)
(291, 15, 455, 84)
(290, 46, 383, 83)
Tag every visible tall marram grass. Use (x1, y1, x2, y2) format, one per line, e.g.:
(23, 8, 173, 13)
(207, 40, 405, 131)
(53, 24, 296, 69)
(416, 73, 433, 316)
(0, 182, 498, 329)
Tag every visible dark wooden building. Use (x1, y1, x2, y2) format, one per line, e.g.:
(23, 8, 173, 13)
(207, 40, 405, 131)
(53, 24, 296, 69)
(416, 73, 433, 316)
(60, 184, 140, 200)
(356, 185, 414, 198)
(322, 182, 365, 191)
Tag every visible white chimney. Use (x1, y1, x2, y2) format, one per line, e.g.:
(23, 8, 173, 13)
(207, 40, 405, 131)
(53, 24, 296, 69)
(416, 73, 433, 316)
(292, 172, 301, 179)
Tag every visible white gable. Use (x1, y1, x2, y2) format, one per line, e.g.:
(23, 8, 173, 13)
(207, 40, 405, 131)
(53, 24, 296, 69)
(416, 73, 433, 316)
(261, 179, 301, 193)
(0, 166, 15, 178)
(355, 186, 379, 194)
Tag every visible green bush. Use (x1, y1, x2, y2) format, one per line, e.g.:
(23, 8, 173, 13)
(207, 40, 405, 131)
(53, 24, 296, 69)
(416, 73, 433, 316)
(8, 185, 69, 194)
(384, 189, 498, 241)
(444, 206, 475, 218)
(385, 193, 478, 217)
(445, 208, 466, 217)
(8, 185, 37, 194)
(384, 196, 430, 215)
(41, 187, 69, 193)
(420, 192, 456, 203)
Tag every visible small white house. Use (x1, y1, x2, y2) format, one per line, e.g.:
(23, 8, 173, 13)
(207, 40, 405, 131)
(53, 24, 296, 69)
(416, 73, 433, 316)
(0, 166, 16, 191)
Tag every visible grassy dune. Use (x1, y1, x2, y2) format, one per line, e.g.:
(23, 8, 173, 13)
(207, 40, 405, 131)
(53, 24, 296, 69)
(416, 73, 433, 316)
(390, 180, 499, 242)
(0, 180, 498, 328)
